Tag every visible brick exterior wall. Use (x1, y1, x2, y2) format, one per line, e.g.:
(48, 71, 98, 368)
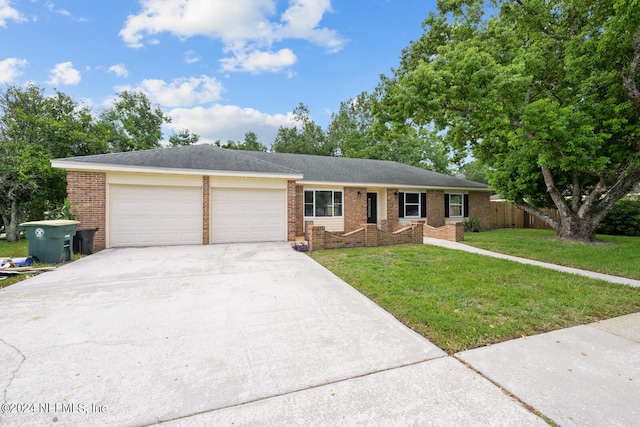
(427, 190, 445, 227)
(66, 171, 107, 251)
(344, 187, 367, 232)
(295, 185, 304, 236)
(287, 180, 297, 241)
(386, 189, 400, 231)
(202, 176, 210, 245)
(468, 191, 491, 231)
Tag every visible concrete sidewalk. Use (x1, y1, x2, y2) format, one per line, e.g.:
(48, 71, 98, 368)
(425, 237, 640, 426)
(424, 237, 640, 287)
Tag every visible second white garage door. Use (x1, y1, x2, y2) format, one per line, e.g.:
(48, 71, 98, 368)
(110, 185, 202, 247)
(211, 188, 287, 243)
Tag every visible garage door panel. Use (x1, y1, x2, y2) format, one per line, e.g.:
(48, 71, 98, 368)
(211, 189, 286, 243)
(110, 185, 202, 247)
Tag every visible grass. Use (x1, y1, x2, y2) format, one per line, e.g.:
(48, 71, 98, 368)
(464, 229, 640, 280)
(0, 239, 80, 289)
(0, 239, 30, 288)
(310, 244, 640, 354)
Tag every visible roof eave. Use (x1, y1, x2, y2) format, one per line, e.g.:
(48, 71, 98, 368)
(51, 160, 304, 180)
(297, 179, 490, 191)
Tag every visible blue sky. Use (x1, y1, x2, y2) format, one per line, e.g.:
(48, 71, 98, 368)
(1, 0, 437, 146)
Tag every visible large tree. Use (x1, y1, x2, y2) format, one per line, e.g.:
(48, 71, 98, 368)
(219, 131, 267, 151)
(380, 0, 640, 241)
(327, 91, 453, 174)
(272, 103, 335, 155)
(99, 90, 171, 152)
(0, 85, 106, 241)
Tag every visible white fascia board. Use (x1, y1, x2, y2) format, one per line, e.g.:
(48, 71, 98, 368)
(297, 180, 491, 192)
(51, 160, 304, 180)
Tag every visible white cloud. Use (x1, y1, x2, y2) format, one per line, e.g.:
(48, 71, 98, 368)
(0, 0, 25, 26)
(184, 50, 200, 64)
(0, 57, 28, 83)
(108, 64, 129, 78)
(167, 104, 293, 144)
(120, 75, 225, 108)
(119, 0, 344, 73)
(220, 48, 296, 73)
(45, 1, 69, 17)
(47, 62, 81, 86)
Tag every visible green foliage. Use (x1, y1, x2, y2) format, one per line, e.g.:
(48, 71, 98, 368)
(44, 199, 75, 220)
(459, 160, 488, 184)
(0, 85, 104, 241)
(463, 217, 483, 232)
(169, 129, 199, 147)
(327, 91, 453, 174)
(99, 90, 171, 152)
(377, 0, 640, 241)
(219, 131, 267, 151)
(596, 199, 640, 236)
(272, 103, 335, 156)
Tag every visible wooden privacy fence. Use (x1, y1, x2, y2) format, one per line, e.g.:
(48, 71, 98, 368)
(491, 201, 559, 230)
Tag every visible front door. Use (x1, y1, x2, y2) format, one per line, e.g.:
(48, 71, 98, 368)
(367, 193, 378, 224)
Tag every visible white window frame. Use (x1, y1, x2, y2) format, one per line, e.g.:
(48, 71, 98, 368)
(304, 190, 343, 218)
(404, 192, 421, 218)
(448, 193, 464, 218)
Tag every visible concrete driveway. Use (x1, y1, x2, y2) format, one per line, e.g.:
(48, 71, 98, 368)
(0, 243, 543, 426)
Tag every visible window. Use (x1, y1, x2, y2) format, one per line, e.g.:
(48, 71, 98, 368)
(448, 194, 464, 217)
(398, 192, 426, 218)
(304, 190, 343, 217)
(404, 192, 420, 217)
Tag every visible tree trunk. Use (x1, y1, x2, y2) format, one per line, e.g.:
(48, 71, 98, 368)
(555, 213, 600, 243)
(1, 199, 22, 243)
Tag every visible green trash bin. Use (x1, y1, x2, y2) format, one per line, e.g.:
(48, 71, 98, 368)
(20, 220, 80, 264)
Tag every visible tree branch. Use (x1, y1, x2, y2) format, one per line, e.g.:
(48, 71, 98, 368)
(540, 165, 571, 219)
(616, 37, 640, 109)
(514, 200, 559, 230)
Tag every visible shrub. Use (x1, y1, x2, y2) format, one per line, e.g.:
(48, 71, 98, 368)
(463, 217, 483, 232)
(597, 199, 640, 236)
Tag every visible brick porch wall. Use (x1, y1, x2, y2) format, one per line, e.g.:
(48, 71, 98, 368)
(424, 222, 465, 242)
(66, 171, 107, 251)
(308, 222, 423, 251)
(344, 187, 367, 232)
(469, 191, 491, 230)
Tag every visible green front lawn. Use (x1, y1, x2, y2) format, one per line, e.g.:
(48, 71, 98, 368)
(464, 229, 640, 280)
(310, 244, 640, 354)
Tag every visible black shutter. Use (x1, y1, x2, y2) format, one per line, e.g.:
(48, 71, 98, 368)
(420, 193, 427, 218)
(444, 194, 450, 218)
(398, 192, 405, 218)
(464, 194, 470, 218)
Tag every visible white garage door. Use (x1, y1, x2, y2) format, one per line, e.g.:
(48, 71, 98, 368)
(211, 188, 286, 243)
(110, 185, 202, 247)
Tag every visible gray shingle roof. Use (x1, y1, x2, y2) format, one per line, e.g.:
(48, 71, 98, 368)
(54, 144, 300, 175)
(54, 144, 488, 189)
(239, 151, 487, 188)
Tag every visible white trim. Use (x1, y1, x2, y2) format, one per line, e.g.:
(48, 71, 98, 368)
(51, 160, 303, 180)
(299, 180, 491, 192)
(448, 193, 465, 218)
(303, 188, 344, 218)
